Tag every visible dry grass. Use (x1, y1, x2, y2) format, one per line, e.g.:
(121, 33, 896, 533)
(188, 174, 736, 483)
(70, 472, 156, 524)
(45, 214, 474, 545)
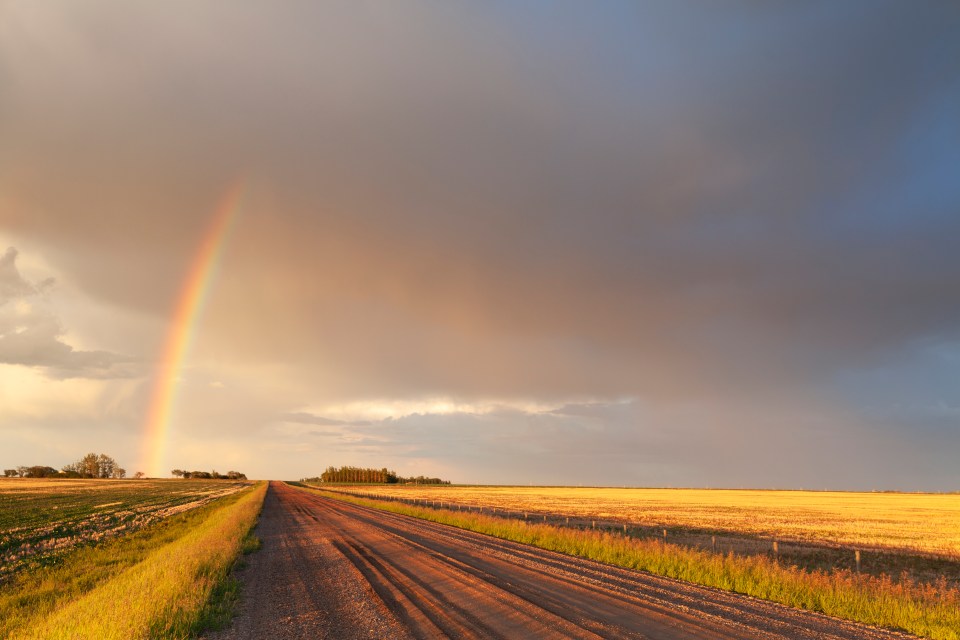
(337, 485, 960, 558)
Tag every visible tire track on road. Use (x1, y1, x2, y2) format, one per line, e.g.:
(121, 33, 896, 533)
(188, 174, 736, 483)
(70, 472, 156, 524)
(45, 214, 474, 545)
(299, 486, 920, 640)
(215, 483, 922, 640)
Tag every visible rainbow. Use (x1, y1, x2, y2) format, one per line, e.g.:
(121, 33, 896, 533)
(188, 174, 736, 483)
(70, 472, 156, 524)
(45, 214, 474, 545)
(140, 183, 244, 477)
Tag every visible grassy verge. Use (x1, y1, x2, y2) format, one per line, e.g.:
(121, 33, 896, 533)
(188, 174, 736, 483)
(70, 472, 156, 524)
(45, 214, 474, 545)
(1, 481, 266, 640)
(303, 485, 960, 640)
(180, 495, 266, 635)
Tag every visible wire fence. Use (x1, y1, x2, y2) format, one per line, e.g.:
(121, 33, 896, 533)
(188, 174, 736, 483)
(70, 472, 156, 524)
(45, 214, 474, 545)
(311, 485, 929, 576)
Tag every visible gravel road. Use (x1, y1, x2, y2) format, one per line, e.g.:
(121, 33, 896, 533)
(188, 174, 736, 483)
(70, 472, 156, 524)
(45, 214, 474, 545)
(209, 481, 918, 639)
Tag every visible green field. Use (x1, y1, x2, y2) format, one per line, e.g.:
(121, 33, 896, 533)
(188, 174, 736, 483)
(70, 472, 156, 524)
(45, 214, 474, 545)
(0, 478, 251, 582)
(0, 478, 265, 639)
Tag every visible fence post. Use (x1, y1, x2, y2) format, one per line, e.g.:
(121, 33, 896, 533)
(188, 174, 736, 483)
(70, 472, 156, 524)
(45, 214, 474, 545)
(772, 540, 779, 560)
(711, 535, 716, 553)
(855, 549, 861, 573)
(663, 529, 667, 542)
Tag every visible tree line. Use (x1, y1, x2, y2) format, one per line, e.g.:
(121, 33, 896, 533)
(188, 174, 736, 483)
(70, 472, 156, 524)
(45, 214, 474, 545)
(171, 469, 247, 480)
(304, 466, 450, 485)
(3, 456, 249, 481)
(4, 453, 136, 479)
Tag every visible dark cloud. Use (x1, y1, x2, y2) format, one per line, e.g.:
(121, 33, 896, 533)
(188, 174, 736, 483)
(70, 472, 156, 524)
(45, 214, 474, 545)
(272, 399, 908, 489)
(1, 3, 958, 485)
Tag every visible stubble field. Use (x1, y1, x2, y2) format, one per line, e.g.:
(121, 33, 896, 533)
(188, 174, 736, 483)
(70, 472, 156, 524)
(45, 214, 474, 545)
(311, 484, 960, 639)
(337, 485, 960, 558)
(0, 478, 251, 582)
(0, 478, 265, 639)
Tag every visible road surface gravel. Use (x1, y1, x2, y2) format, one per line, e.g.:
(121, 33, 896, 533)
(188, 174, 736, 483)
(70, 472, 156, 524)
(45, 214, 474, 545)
(208, 481, 919, 640)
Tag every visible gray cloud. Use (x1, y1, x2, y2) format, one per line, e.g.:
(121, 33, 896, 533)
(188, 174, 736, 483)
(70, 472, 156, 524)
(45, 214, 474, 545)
(0, 3, 958, 485)
(0, 247, 138, 378)
(269, 398, 915, 489)
(281, 412, 372, 428)
(0, 247, 55, 298)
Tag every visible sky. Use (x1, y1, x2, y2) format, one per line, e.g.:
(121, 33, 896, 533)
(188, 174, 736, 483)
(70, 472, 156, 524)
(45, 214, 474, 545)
(1, 1, 959, 488)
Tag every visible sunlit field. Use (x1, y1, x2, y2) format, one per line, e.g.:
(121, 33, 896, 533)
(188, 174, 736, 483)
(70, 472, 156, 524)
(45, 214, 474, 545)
(313, 486, 960, 640)
(335, 485, 960, 558)
(0, 479, 265, 639)
(0, 477, 252, 582)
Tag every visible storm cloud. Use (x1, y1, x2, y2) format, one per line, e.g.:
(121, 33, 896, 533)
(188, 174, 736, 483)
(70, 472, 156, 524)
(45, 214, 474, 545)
(1, 2, 958, 486)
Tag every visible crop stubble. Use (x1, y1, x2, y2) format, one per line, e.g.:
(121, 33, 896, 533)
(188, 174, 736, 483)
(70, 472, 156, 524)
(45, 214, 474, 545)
(337, 485, 960, 559)
(0, 478, 251, 581)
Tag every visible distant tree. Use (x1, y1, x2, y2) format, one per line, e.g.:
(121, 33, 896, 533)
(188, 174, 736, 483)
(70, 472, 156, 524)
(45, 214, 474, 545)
(134, 471, 145, 479)
(97, 454, 119, 479)
(64, 453, 99, 478)
(16, 466, 28, 478)
(62, 453, 123, 478)
(3, 469, 17, 477)
(80, 453, 100, 478)
(24, 466, 59, 478)
(315, 465, 441, 484)
(111, 467, 126, 479)
(168, 468, 246, 480)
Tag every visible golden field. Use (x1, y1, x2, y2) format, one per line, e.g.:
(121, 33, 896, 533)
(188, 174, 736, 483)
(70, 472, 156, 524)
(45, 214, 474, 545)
(340, 485, 960, 557)
(315, 486, 960, 640)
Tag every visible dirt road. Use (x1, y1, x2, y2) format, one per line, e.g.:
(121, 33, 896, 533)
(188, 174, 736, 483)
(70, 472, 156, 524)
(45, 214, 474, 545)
(210, 482, 916, 639)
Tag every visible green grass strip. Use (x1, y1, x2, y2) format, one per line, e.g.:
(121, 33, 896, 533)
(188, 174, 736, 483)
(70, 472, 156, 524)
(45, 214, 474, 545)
(303, 485, 960, 640)
(2, 482, 266, 640)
